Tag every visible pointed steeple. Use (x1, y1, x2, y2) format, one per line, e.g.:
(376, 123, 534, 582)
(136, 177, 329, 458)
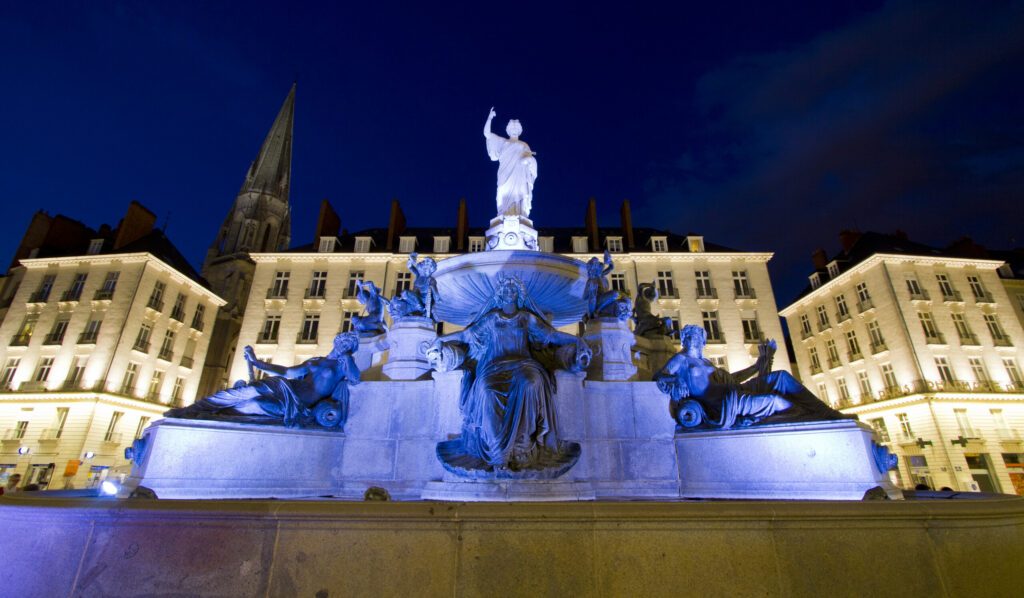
(241, 83, 295, 200)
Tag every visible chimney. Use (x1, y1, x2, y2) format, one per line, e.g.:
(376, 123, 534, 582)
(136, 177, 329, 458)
(456, 197, 468, 251)
(838, 229, 861, 253)
(113, 201, 157, 250)
(811, 248, 828, 270)
(585, 197, 599, 252)
(893, 229, 908, 241)
(620, 199, 635, 250)
(385, 199, 406, 251)
(314, 199, 341, 239)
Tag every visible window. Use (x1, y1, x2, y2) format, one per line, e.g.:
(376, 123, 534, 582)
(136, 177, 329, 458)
(65, 357, 86, 388)
(897, 413, 914, 440)
(159, 330, 175, 361)
(651, 237, 668, 252)
(101, 271, 119, 291)
(983, 314, 1009, 345)
(171, 293, 187, 321)
(991, 409, 1012, 438)
(954, 409, 976, 438)
(857, 371, 872, 398)
(259, 315, 281, 343)
(148, 281, 166, 311)
(353, 237, 372, 253)
(269, 271, 290, 299)
(433, 236, 450, 253)
(741, 317, 761, 343)
(869, 418, 890, 443)
(967, 275, 991, 301)
(340, 311, 357, 333)
(14, 421, 28, 440)
(668, 317, 681, 336)
(191, 304, 205, 331)
(147, 371, 163, 400)
(855, 282, 872, 310)
(87, 238, 104, 254)
(538, 237, 554, 252)
(121, 363, 138, 395)
(1004, 359, 1022, 387)
(395, 271, 412, 294)
(687, 236, 705, 253)
(867, 321, 886, 352)
(825, 339, 840, 368)
(707, 356, 727, 369)
(104, 411, 123, 442)
(134, 417, 150, 440)
(845, 330, 862, 360)
(702, 311, 723, 343)
(881, 363, 898, 392)
(799, 314, 812, 338)
(827, 261, 840, 278)
(299, 314, 320, 343)
(81, 318, 102, 343)
(969, 358, 990, 384)
(45, 318, 69, 344)
(63, 273, 87, 301)
(398, 236, 416, 253)
(31, 274, 55, 302)
(837, 378, 851, 402)
(1, 359, 20, 389)
(469, 237, 485, 252)
(951, 313, 975, 343)
(308, 271, 328, 298)
(809, 272, 822, 290)
(134, 323, 153, 352)
(181, 339, 196, 368)
(606, 237, 623, 253)
(12, 314, 37, 345)
(171, 377, 184, 403)
(816, 383, 830, 404)
(918, 312, 943, 343)
(55, 407, 70, 439)
(650, 271, 675, 300)
(936, 274, 958, 300)
(610, 273, 626, 292)
(318, 237, 336, 253)
(34, 357, 54, 382)
(345, 271, 365, 298)
(695, 271, 715, 298)
(816, 305, 830, 330)
(835, 294, 849, 319)
(808, 347, 822, 373)
(935, 357, 955, 384)
(732, 271, 754, 298)
(572, 237, 589, 253)
(906, 277, 926, 300)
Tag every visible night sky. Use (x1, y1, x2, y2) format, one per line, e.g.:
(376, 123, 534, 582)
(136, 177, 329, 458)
(2, 2, 1022, 304)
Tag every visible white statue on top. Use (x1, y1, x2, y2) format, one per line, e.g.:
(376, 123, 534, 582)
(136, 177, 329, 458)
(484, 107, 537, 218)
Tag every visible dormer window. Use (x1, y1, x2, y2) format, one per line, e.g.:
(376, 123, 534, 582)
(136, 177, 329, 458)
(572, 237, 589, 253)
(433, 236, 450, 254)
(318, 237, 336, 253)
(606, 236, 623, 253)
(87, 239, 104, 255)
(810, 272, 822, 290)
(539, 237, 554, 253)
(827, 261, 840, 279)
(686, 236, 704, 253)
(469, 236, 485, 252)
(398, 236, 416, 253)
(651, 237, 668, 252)
(353, 237, 372, 253)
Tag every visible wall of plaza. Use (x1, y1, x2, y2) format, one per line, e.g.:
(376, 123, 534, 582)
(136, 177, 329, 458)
(227, 247, 792, 383)
(781, 254, 1024, 494)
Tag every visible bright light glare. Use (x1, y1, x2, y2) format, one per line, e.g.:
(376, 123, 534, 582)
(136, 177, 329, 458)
(100, 481, 119, 496)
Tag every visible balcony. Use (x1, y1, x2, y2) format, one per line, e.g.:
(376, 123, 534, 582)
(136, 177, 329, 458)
(836, 311, 851, 324)
(810, 364, 822, 375)
(170, 308, 185, 322)
(908, 289, 930, 301)
(658, 288, 679, 299)
(958, 333, 980, 346)
(816, 321, 831, 333)
(304, 288, 327, 300)
(19, 380, 47, 391)
(28, 290, 51, 303)
(190, 317, 204, 332)
(343, 287, 360, 299)
(941, 290, 963, 303)
(180, 356, 194, 369)
(2, 429, 27, 442)
(993, 335, 1013, 347)
(974, 291, 995, 304)
(146, 297, 165, 312)
(93, 289, 115, 301)
(706, 334, 725, 345)
(132, 340, 151, 353)
(60, 289, 83, 302)
(43, 332, 65, 345)
(38, 428, 61, 442)
(296, 332, 319, 345)
(743, 334, 765, 344)
(10, 333, 31, 346)
(78, 332, 98, 344)
(800, 328, 813, 340)
(733, 288, 756, 300)
(695, 287, 718, 300)
(827, 358, 841, 370)
(158, 349, 174, 362)
(256, 333, 279, 344)
(266, 287, 290, 300)
(856, 298, 874, 313)
(848, 351, 863, 363)
(870, 341, 888, 354)
(924, 333, 946, 345)
(102, 432, 123, 444)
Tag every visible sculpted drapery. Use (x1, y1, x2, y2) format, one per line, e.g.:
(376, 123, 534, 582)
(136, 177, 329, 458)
(484, 108, 537, 218)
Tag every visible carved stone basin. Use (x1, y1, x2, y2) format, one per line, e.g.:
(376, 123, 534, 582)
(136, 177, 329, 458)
(432, 250, 588, 327)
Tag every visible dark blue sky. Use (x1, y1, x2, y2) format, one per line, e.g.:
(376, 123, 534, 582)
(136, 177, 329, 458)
(2, 1, 1022, 303)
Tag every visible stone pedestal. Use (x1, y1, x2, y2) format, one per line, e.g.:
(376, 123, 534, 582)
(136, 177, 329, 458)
(382, 317, 436, 380)
(421, 478, 595, 501)
(485, 215, 538, 251)
(123, 418, 345, 499)
(583, 317, 638, 381)
(674, 419, 903, 500)
(633, 334, 678, 379)
(354, 333, 387, 380)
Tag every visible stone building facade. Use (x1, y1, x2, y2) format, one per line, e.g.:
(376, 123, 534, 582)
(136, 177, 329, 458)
(780, 231, 1024, 494)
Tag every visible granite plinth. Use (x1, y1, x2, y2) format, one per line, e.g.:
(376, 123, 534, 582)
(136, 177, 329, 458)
(382, 317, 435, 380)
(583, 317, 638, 381)
(421, 479, 596, 501)
(124, 418, 345, 499)
(674, 419, 903, 500)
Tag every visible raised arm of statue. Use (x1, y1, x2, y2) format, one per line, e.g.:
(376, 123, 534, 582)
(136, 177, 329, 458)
(483, 107, 498, 139)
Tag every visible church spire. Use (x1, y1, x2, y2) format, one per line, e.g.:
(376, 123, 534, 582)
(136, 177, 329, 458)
(241, 82, 295, 200)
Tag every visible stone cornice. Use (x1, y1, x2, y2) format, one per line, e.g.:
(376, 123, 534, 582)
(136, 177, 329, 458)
(0, 390, 172, 413)
(840, 391, 1024, 416)
(252, 251, 774, 265)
